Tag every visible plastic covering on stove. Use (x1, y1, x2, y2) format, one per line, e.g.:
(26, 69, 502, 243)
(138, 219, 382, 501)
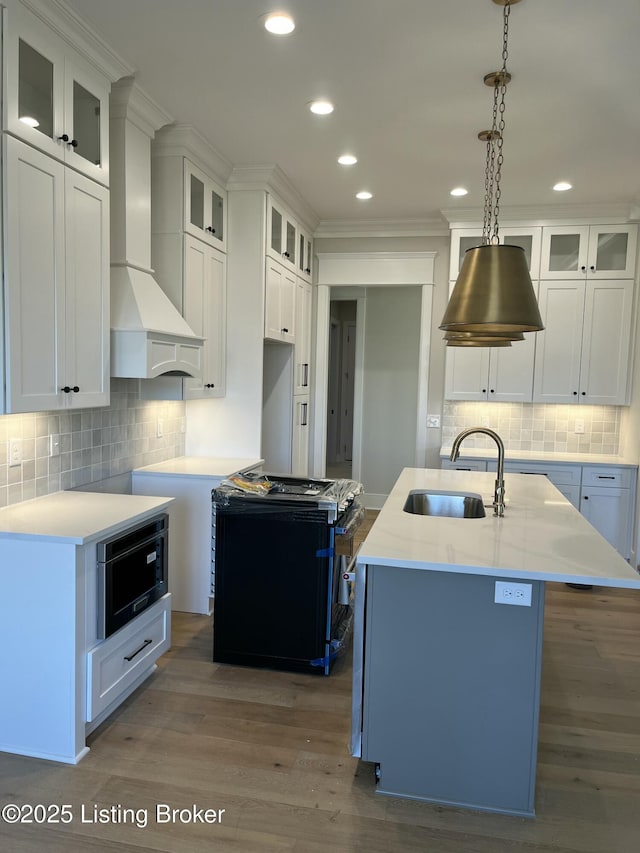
(324, 478, 364, 510)
(335, 498, 366, 535)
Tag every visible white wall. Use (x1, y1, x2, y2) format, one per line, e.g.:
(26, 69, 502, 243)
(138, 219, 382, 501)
(360, 286, 422, 499)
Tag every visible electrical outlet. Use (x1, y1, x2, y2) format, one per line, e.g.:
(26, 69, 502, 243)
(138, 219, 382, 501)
(8, 438, 22, 467)
(575, 418, 585, 434)
(156, 418, 164, 438)
(49, 433, 61, 457)
(426, 414, 440, 428)
(494, 580, 532, 607)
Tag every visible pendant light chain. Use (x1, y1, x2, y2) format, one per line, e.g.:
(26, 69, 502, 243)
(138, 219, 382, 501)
(492, 2, 510, 243)
(483, 1, 511, 245)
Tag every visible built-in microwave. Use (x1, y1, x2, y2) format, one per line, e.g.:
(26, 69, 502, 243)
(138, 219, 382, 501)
(97, 514, 169, 639)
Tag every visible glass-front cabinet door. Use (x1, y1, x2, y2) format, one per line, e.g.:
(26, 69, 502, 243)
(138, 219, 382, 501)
(449, 227, 541, 279)
(5, 4, 110, 185)
(267, 195, 298, 271)
(298, 226, 313, 281)
(540, 225, 637, 279)
(184, 160, 227, 251)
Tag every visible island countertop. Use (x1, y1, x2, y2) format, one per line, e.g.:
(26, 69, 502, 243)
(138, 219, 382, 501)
(357, 467, 640, 588)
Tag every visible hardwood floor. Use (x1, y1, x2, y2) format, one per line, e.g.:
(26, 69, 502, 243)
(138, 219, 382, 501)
(1, 512, 639, 851)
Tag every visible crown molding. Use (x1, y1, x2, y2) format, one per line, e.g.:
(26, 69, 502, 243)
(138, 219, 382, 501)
(153, 124, 234, 183)
(227, 165, 319, 232)
(441, 202, 639, 228)
(313, 218, 450, 239)
(109, 77, 173, 137)
(17, 0, 133, 82)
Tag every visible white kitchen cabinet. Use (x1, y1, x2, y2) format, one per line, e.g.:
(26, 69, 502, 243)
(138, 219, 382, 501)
(445, 336, 536, 403)
(291, 395, 310, 476)
(533, 279, 633, 405)
(4, 1, 110, 186)
(265, 257, 296, 344)
(540, 225, 637, 280)
(146, 233, 227, 400)
(267, 194, 298, 272)
(449, 226, 542, 280)
(151, 130, 228, 253)
(580, 465, 635, 560)
(294, 278, 312, 394)
(499, 461, 582, 509)
(3, 134, 109, 413)
(297, 223, 314, 282)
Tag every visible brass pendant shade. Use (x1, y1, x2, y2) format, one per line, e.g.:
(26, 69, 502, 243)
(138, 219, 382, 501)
(444, 329, 524, 347)
(440, 244, 544, 334)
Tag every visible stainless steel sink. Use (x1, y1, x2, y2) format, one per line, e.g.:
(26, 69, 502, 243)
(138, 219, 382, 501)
(403, 490, 486, 518)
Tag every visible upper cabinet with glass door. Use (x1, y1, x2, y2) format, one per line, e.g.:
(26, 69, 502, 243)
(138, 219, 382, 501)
(184, 159, 226, 252)
(267, 195, 298, 272)
(540, 225, 637, 279)
(297, 224, 313, 282)
(449, 227, 542, 280)
(4, 3, 110, 186)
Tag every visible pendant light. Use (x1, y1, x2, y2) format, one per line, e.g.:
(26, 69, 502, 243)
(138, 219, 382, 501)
(440, 0, 544, 344)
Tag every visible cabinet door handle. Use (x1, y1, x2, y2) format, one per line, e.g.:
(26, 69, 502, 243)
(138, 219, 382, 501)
(70, 139, 78, 148)
(581, 391, 586, 396)
(305, 267, 311, 274)
(281, 327, 289, 334)
(206, 226, 216, 234)
(303, 363, 309, 387)
(123, 638, 153, 662)
(590, 265, 595, 271)
(301, 402, 308, 426)
(58, 133, 69, 142)
(61, 386, 71, 393)
(489, 389, 495, 394)
(282, 251, 290, 258)
(580, 265, 587, 272)
(572, 391, 578, 396)
(583, 495, 589, 500)
(73, 386, 79, 393)
(205, 383, 215, 389)
(482, 388, 487, 393)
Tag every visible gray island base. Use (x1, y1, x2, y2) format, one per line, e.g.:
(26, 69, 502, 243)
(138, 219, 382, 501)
(362, 566, 544, 816)
(352, 467, 640, 817)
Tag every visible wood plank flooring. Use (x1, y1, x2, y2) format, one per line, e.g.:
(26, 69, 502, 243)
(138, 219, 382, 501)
(1, 511, 640, 851)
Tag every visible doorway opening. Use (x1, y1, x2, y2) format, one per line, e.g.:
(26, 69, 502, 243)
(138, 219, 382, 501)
(326, 300, 357, 480)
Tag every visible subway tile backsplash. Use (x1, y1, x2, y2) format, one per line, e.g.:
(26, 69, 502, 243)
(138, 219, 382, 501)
(442, 402, 621, 455)
(0, 380, 186, 508)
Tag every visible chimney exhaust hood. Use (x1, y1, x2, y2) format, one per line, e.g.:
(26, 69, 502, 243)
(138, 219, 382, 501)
(109, 78, 204, 379)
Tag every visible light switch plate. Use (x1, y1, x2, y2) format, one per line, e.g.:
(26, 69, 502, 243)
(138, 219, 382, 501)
(426, 415, 440, 428)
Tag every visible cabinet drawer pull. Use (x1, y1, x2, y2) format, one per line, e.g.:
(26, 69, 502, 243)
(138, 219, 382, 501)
(597, 475, 616, 480)
(124, 638, 153, 662)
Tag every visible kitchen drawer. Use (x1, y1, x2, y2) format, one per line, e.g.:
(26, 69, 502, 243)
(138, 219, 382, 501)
(441, 459, 488, 472)
(581, 465, 634, 489)
(495, 461, 582, 488)
(87, 594, 171, 721)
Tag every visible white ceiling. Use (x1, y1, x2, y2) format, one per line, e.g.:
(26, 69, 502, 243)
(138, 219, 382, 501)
(65, 0, 640, 230)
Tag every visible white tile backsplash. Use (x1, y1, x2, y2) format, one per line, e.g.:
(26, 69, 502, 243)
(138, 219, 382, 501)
(0, 380, 186, 508)
(443, 402, 621, 455)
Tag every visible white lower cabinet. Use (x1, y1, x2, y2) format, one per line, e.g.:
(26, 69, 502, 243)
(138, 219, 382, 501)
(86, 595, 171, 721)
(3, 135, 109, 412)
(580, 466, 634, 560)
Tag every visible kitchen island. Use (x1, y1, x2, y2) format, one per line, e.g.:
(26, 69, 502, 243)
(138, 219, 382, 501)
(352, 467, 640, 817)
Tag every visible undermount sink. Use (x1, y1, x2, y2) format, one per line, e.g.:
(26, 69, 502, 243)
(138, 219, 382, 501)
(403, 490, 486, 518)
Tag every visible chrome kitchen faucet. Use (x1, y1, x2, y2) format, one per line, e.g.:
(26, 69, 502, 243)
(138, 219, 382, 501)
(450, 428, 505, 517)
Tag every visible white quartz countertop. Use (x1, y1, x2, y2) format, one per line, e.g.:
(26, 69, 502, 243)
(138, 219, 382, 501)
(357, 468, 640, 588)
(0, 491, 174, 545)
(440, 446, 638, 468)
(133, 456, 263, 478)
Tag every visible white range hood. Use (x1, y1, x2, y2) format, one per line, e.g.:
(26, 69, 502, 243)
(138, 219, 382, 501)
(109, 78, 203, 379)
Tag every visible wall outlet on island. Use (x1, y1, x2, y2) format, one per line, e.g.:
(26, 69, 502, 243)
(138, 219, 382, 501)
(494, 581, 532, 607)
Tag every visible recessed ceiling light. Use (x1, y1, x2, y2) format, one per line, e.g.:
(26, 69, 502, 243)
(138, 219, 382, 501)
(553, 181, 572, 192)
(450, 187, 468, 197)
(309, 100, 334, 115)
(356, 191, 372, 200)
(19, 115, 39, 128)
(338, 154, 358, 166)
(264, 13, 295, 35)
